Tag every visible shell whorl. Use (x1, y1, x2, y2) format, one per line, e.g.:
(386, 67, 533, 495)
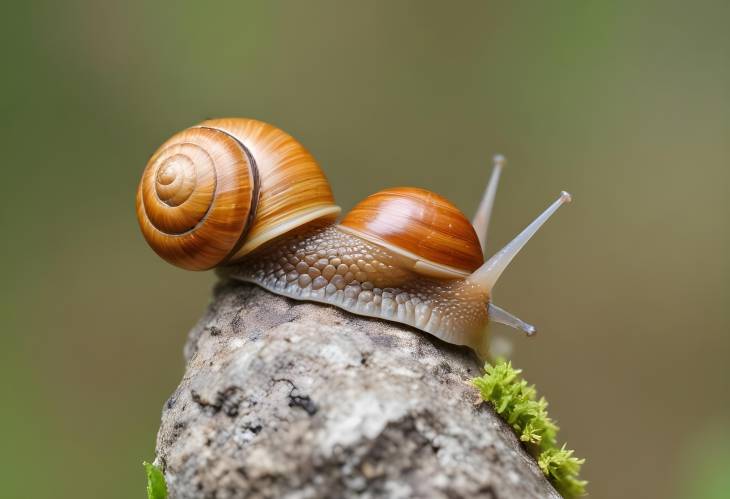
(136, 118, 340, 270)
(197, 119, 340, 259)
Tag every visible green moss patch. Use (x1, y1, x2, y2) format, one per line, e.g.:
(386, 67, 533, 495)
(472, 359, 587, 497)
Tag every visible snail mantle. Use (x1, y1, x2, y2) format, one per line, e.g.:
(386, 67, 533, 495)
(154, 280, 560, 499)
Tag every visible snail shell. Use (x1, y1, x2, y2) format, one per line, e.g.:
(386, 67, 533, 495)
(340, 187, 484, 278)
(136, 118, 340, 270)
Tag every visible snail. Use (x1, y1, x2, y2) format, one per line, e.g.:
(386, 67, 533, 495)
(137, 118, 571, 356)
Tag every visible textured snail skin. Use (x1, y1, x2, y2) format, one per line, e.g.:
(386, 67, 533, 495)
(220, 222, 491, 353)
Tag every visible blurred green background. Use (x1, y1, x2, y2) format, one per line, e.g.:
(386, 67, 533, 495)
(1, 1, 728, 498)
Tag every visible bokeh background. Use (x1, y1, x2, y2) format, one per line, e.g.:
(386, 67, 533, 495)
(2, 1, 728, 498)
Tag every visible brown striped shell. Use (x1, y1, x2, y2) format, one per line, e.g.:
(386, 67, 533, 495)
(136, 118, 340, 270)
(339, 187, 484, 279)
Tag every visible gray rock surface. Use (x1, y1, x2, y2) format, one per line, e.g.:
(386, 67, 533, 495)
(155, 280, 560, 499)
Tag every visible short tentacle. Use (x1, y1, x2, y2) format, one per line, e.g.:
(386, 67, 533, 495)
(488, 303, 537, 336)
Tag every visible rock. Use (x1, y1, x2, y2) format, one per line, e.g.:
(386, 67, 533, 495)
(155, 280, 560, 499)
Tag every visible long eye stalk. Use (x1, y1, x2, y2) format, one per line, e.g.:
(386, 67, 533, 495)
(472, 154, 506, 255)
(470, 191, 572, 293)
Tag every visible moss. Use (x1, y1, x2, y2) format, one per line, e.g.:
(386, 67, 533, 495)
(143, 461, 168, 499)
(472, 359, 587, 497)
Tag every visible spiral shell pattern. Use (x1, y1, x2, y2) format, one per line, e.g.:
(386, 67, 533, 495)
(196, 118, 340, 259)
(136, 127, 257, 270)
(137, 118, 340, 270)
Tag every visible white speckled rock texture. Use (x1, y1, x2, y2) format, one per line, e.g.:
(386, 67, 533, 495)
(155, 280, 560, 499)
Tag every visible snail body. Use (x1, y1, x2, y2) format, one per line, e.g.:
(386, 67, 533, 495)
(137, 118, 571, 356)
(224, 222, 491, 350)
